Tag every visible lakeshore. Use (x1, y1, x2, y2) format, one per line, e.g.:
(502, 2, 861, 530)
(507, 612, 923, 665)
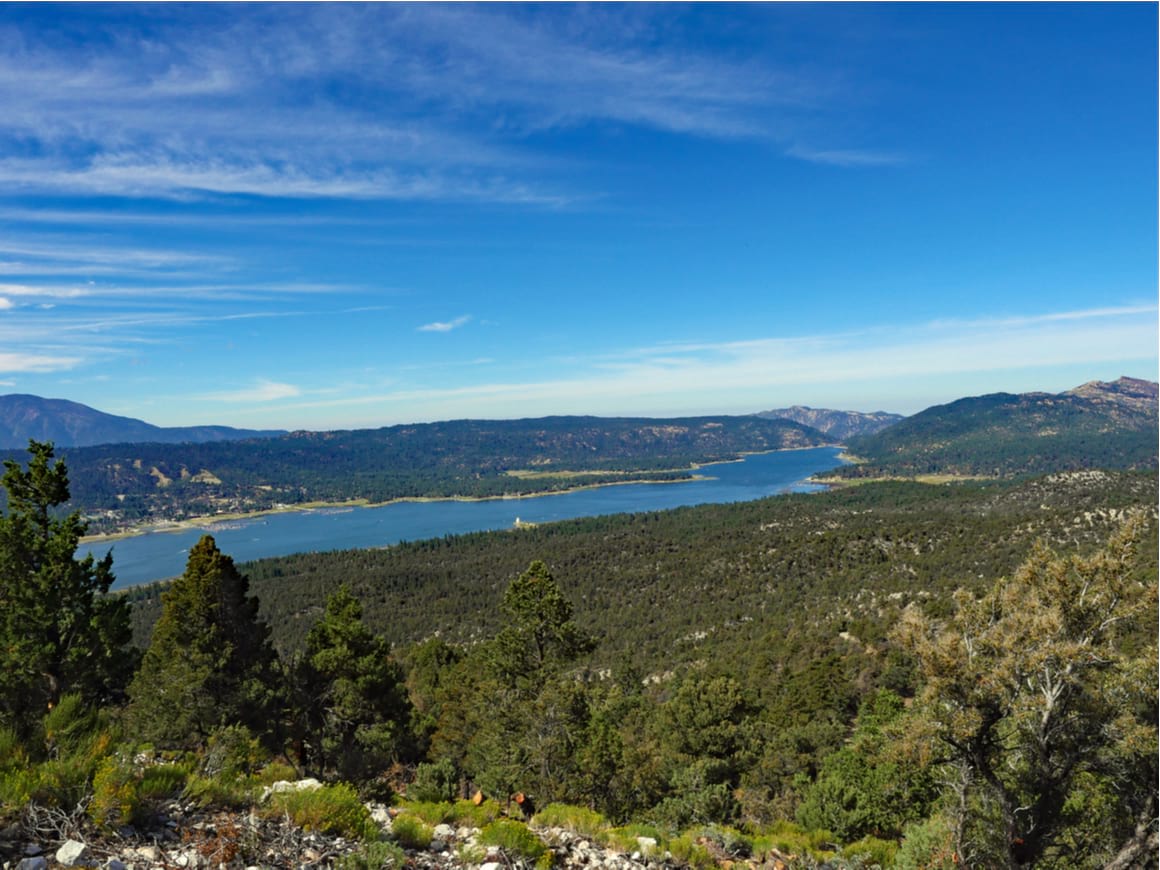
(83, 446, 847, 589)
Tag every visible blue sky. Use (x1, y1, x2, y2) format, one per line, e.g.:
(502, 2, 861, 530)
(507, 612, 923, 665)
(1, 3, 1156, 430)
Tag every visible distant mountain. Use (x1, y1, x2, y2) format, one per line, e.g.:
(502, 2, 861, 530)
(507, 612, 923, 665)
(0, 395, 285, 449)
(824, 376, 1158, 480)
(756, 406, 903, 441)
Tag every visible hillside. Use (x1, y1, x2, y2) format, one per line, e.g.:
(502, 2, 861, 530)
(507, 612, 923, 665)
(124, 469, 1157, 677)
(44, 415, 829, 534)
(0, 394, 284, 449)
(755, 406, 903, 440)
(822, 377, 1158, 480)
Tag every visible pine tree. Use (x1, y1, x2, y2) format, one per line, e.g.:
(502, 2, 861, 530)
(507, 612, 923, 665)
(895, 517, 1158, 868)
(293, 584, 412, 781)
(128, 535, 278, 748)
(0, 441, 132, 736)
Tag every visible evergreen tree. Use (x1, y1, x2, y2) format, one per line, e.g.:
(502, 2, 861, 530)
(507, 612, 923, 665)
(0, 441, 132, 736)
(129, 535, 278, 748)
(895, 517, 1158, 868)
(470, 560, 595, 802)
(487, 559, 594, 692)
(293, 584, 412, 782)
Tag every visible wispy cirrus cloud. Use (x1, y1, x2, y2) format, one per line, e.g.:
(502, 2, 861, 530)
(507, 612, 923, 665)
(0, 5, 892, 205)
(197, 379, 302, 403)
(241, 303, 1157, 426)
(0, 351, 82, 373)
(418, 315, 472, 333)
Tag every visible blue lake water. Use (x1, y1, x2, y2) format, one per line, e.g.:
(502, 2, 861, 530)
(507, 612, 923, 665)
(86, 446, 845, 589)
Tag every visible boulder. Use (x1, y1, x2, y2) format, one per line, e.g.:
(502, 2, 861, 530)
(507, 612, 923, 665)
(55, 840, 88, 867)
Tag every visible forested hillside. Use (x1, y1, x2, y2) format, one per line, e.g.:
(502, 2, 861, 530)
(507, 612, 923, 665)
(29, 415, 827, 534)
(825, 377, 1157, 480)
(127, 470, 1157, 676)
(3, 433, 1156, 868)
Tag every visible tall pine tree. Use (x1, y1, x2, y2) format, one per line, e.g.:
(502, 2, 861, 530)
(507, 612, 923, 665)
(0, 441, 132, 737)
(292, 584, 412, 782)
(129, 535, 278, 748)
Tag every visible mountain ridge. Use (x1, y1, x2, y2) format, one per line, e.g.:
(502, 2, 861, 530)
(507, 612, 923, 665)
(755, 405, 904, 440)
(825, 376, 1158, 480)
(0, 394, 285, 449)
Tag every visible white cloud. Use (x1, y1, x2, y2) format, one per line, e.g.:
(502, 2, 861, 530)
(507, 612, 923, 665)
(418, 314, 472, 333)
(258, 303, 1158, 424)
(0, 6, 888, 202)
(0, 351, 82, 373)
(197, 380, 302, 403)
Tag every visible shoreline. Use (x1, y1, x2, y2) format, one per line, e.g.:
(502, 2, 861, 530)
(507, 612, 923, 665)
(81, 471, 716, 544)
(81, 444, 845, 545)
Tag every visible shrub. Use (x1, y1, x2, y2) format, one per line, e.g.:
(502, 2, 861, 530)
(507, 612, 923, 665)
(390, 813, 433, 849)
(335, 841, 408, 870)
(667, 833, 716, 870)
(409, 758, 458, 803)
(202, 725, 268, 778)
(184, 773, 256, 809)
(139, 763, 189, 799)
(479, 820, 547, 861)
(605, 823, 666, 855)
(398, 800, 455, 825)
(842, 835, 899, 867)
(752, 820, 837, 863)
(533, 803, 607, 839)
(42, 694, 100, 758)
(267, 782, 378, 841)
(90, 756, 142, 829)
(894, 815, 958, 870)
(450, 797, 503, 827)
(254, 760, 299, 786)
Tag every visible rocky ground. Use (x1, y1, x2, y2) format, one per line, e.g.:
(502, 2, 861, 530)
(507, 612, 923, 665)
(0, 782, 801, 870)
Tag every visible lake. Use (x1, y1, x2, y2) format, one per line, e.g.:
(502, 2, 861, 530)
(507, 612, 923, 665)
(86, 446, 846, 589)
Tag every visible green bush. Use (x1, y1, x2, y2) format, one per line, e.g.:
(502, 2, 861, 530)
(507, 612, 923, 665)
(479, 820, 547, 861)
(605, 823, 666, 856)
(202, 725, 268, 778)
(533, 803, 608, 839)
(391, 813, 433, 849)
(409, 758, 458, 803)
(397, 800, 455, 825)
(667, 833, 716, 870)
(334, 840, 408, 869)
(894, 815, 957, 870)
(139, 763, 189, 799)
(90, 755, 142, 829)
(450, 798, 503, 827)
(254, 760, 299, 786)
(842, 835, 899, 867)
(752, 820, 837, 862)
(267, 782, 378, 841)
(42, 694, 100, 758)
(184, 772, 256, 809)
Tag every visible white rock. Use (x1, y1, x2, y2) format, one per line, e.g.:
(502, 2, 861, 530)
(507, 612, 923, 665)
(481, 862, 503, 870)
(636, 837, 657, 852)
(261, 777, 323, 801)
(433, 823, 455, 840)
(367, 803, 393, 826)
(55, 840, 88, 867)
(131, 845, 161, 862)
